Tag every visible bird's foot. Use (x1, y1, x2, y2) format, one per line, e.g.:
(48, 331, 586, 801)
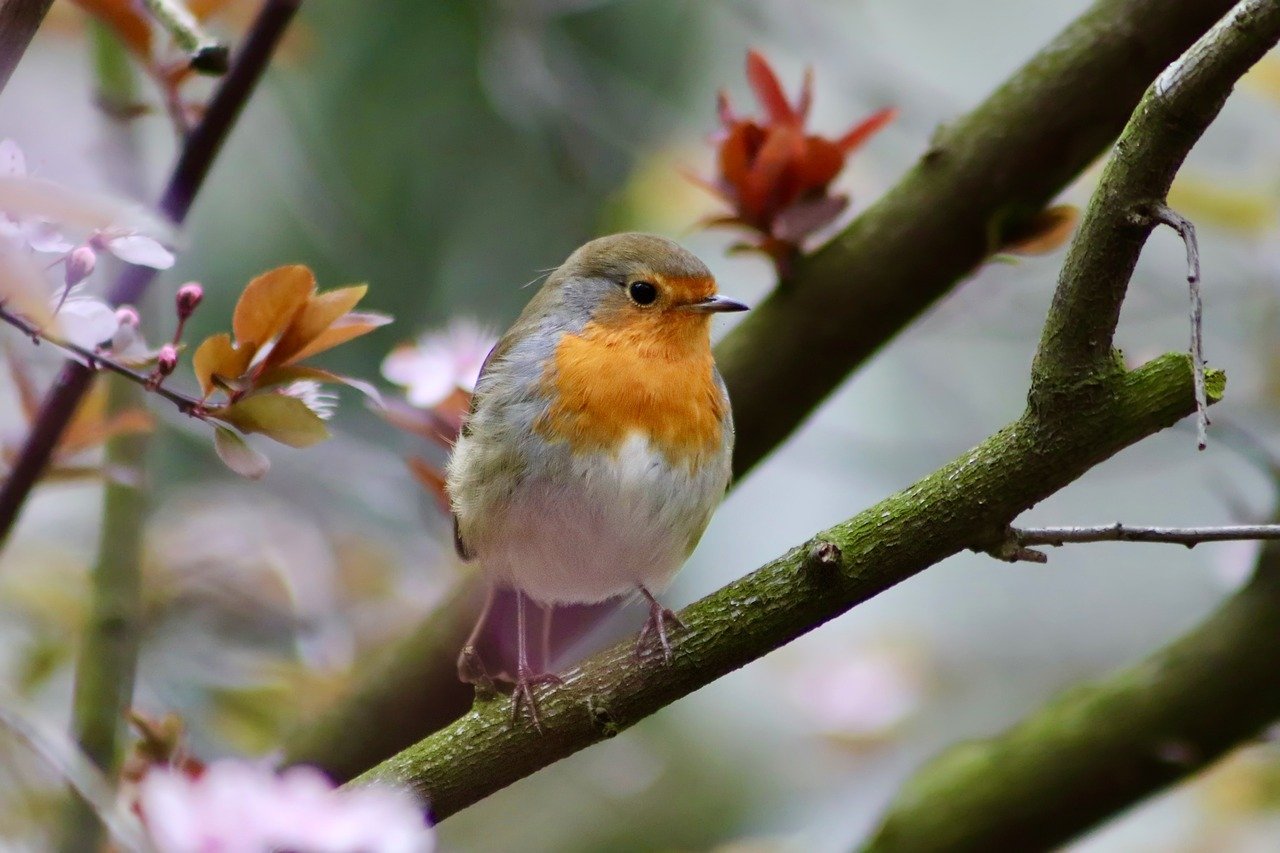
(635, 598, 685, 662)
(510, 667, 565, 732)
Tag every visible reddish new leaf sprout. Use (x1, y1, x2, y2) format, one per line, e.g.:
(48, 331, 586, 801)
(696, 50, 896, 276)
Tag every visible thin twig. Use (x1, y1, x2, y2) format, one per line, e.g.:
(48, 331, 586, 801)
(0, 303, 203, 414)
(1147, 203, 1207, 449)
(1003, 523, 1280, 559)
(0, 0, 300, 550)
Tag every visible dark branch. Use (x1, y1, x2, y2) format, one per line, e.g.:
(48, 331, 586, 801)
(0, 304, 204, 414)
(0, 0, 301, 550)
(0, 0, 54, 96)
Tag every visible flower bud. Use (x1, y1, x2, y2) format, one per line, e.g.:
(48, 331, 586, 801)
(156, 343, 178, 376)
(175, 282, 203, 320)
(64, 245, 97, 288)
(115, 305, 140, 328)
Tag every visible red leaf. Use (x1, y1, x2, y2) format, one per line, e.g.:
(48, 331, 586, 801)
(837, 107, 898, 153)
(746, 50, 797, 125)
(797, 136, 845, 191)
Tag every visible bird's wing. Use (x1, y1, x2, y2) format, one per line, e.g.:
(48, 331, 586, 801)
(452, 335, 512, 562)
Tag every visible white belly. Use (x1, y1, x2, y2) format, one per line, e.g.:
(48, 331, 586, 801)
(473, 433, 728, 605)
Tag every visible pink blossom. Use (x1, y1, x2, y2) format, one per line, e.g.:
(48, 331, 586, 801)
(0, 138, 72, 254)
(381, 319, 495, 408)
(138, 760, 433, 853)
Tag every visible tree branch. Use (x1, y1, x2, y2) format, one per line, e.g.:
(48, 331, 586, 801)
(865, 534, 1280, 853)
(0, 303, 204, 415)
(1016, 523, 1280, 548)
(0, 0, 54, 96)
(352, 355, 1219, 820)
(348, 0, 1279, 823)
(865, 3, 1280, 848)
(0, 0, 301, 551)
(721, 0, 1243, 478)
(1029, 0, 1276, 399)
(283, 0, 1247, 781)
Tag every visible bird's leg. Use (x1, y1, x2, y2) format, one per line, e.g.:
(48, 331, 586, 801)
(511, 589, 562, 731)
(539, 601, 558, 676)
(457, 583, 496, 690)
(635, 585, 685, 662)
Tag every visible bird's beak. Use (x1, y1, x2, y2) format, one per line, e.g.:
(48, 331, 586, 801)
(683, 294, 750, 313)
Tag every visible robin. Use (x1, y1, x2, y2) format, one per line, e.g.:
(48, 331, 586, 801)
(447, 232, 748, 728)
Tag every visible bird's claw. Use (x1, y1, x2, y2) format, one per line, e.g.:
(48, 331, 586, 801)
(635, 601, 685, 662)
(510, 668, 564, 731)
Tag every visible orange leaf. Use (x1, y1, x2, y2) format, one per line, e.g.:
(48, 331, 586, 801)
(60, 406, 155, 457)
(271, 284, 368, 367)
(836, 107, 897, 153)
(232, 265, 314, 348)
(211, 393, 330, 448)
(746, 50, 797, 125)
(283, 311, 391, 364)
(407, 456, 451, 514)
(193, 333, 255, 397)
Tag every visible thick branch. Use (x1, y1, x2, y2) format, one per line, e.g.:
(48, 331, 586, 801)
(866, 4, 1280, 848)
(865, 535, 1280, 853)
(354, 354, 1221, 820)
(0, 0, 54, 96)
(1029, 0, 1280, 397)
(720, 0, 1242, 477)
(284, 0, 1245, 781)
(0, 0, 300, 550)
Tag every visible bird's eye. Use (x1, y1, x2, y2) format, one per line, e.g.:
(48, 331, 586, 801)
(628, 280, 658, 306)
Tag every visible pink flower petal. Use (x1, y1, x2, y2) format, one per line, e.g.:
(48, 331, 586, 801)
(106, 234, 176, 269)
(0, 139, 26, 178)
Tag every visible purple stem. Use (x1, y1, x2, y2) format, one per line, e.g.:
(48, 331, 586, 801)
(0, 0, 55, 97)
(0, 0, 301, 549)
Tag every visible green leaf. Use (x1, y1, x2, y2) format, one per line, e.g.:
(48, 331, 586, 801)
(213, 427, 270, 479)
(212, 394, 330, 448)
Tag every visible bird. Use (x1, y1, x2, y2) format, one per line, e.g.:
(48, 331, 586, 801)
(447, 232, 748, 728)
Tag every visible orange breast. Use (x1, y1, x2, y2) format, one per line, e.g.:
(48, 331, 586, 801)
(535, 318, 726, 468)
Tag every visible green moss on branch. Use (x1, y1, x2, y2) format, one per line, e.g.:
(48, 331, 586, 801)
(285, 0, 1242, 782)
(354, 354, 1214, 820)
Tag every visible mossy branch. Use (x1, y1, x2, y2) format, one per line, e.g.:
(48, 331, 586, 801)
(350, 0, 1280, 822)
(283, 0, 1244, 780)
(354, 355, 1219, 820)
(865, 3, 1280, 848)
(719, 0, 1245, 477)
(864, 536, 1280, 853)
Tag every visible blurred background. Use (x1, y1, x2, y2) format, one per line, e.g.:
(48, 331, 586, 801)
(3, 0, 1280, 849)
